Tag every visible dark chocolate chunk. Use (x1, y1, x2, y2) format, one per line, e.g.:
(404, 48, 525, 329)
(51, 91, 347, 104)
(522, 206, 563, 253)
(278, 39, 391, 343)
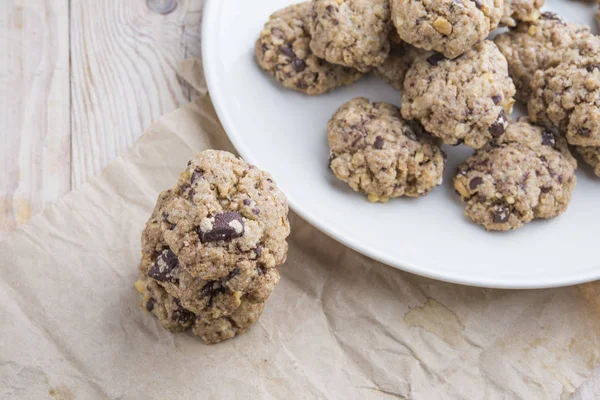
(541, 187, 552, 193)
(492, 95, 502, 105)
(255, 245, 263, 257)
(469, 177, 483, 190)
(489, 110, 507, 137)
(541, 130, 556, 147)
(146, 298, 156, 312)
(374, 136, 385, 149)
(279, 45, 295, 58)
(427, 53, 446, 66)
(493, 205, 510, 224)
(471, 0, 482, 9)
(292, 58, 306, 72)
(148, 249, 179, 283)
(243, 199, 251, 205)
(578, 127, 592, 137)
(172, 308, 194, 324)
(200, 211, 245, 242)
(252, 208, 260, 215)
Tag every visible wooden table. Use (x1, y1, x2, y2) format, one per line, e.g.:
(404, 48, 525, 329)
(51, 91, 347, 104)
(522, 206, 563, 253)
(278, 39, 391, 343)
(1, 0, 202, 241)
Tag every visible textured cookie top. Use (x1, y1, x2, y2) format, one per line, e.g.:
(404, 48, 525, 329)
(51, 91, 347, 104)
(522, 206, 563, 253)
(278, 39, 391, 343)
(139, 150, 290, 324)
(375, 34, 422, 90)
(454, 120, 577, 231)
(575, 146, 600, 177)
(328, 97, 446, 202)
(529, 63, 600, 146)
(500, 0, 544, 28)
(494, 12, 591, 101)
(309, 0, 391, 72)
(402, 40, 516, 149)
(255, 2, 364, 95)
(391, 0, 503, 59)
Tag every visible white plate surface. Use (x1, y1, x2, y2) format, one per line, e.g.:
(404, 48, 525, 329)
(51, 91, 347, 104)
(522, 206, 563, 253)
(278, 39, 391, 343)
(202, 0, 600, 288)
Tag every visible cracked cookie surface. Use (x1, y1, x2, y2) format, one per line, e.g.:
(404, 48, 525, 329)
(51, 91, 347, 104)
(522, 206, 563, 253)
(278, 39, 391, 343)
(328, 97, 446, 203)
(391, 0, 503, 59)
(136, 150, 290, 344)
(500, 0, 544, 27)
(255, 2, 364, 95)
(529, 62, 600, 147)
(494, 12, 592, 101)
(375, 33, 422, 90)
(309, 0, 391, 72)
(402, 40, 516, 149)
(454, 119, 577, 231)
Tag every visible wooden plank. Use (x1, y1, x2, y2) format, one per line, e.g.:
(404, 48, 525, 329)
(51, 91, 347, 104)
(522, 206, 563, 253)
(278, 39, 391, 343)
(70, 0, 204, 188)
(0, 0, 71, 241)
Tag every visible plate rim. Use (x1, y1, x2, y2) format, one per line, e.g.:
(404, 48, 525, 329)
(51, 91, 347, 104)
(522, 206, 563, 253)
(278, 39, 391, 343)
(201, 0, 600, 289)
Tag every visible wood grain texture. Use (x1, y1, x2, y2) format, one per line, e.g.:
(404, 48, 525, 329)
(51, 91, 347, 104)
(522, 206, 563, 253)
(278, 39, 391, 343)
(70, 0, 203, 188)
(0, 0, 71, 241)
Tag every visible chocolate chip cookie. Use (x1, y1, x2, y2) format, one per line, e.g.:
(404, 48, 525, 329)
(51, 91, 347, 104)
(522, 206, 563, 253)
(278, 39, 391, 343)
(309, 0, 391, 72)
(454, 119, 577, 231)
(402, 40, 516, 149)
(576, 146, 600, 177)
(494, 13, 592, 101)
(500, 0, 544, 27)
(255, 2, 364, 95)
(391, 0, 503, 59)
(529, 62, 600, 147)
(375, 32, 422, 91)
(135, 150, 290, 344)
(328, 97, 446, 203)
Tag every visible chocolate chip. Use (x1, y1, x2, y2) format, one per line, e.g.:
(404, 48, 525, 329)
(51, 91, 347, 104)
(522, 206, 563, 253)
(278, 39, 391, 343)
(201, 281, 226, 299)
(478, 195, 487, 203)
(226, 267, 240, 281)
(469, 177, 483, 190)
(292, 58, 306, 72)
(255, 245, 263, 257)
(374, 136, 385, 149)
(489, 110, 507, 137)
(172, 308, 194, 324)
(148, 249, 179, 283)
(146, 298, 155, 312)
(252, 209, 260, 215)
(492, 95, 502, 105)
(200, 211, 245, 242)
(326, 5, 334, 12)
(585, 65, 600, 73)
(541, 187, 552, 193)
(243, 199, 251, 205)
(578, 127, 591, 137)
(541, 130, 556, 147)
(279, 45, 295, 58)
(191, 169, 204, 183)
(427, 53, 446, 66)
(493, 205, 510, 224)
(471, 0, 482, 9)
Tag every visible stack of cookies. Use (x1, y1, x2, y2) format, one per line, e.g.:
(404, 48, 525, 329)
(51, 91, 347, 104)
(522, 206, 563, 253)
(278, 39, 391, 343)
(256, 1, 599, 232)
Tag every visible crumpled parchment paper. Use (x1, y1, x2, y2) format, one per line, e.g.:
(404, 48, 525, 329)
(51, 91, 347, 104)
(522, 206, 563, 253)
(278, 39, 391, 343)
(1, 70, 599, 399)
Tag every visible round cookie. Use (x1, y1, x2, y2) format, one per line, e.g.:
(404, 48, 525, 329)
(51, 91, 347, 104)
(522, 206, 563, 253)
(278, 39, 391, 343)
(391, 0, 504, 59)
(136, 150, 290, 344)
(255, 2, 364, 95)
(375, 33, 422, 91)
(309, 0, 391, 72)
(500, 0, 544, 27)
(402, 40, 516, 149)
(575, 146, 600, 177)
(494, 13, 592, 101)
(454, 120, 577, 231)
(328, 97, 446, 203)
(529, 63, 600, 147)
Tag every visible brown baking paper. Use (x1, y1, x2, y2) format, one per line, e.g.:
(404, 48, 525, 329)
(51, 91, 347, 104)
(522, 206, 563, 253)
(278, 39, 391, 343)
(2, 84, 600, 399)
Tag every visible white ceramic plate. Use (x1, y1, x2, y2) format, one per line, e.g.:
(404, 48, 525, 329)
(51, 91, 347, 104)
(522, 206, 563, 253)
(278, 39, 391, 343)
(202, 0, 600, 288)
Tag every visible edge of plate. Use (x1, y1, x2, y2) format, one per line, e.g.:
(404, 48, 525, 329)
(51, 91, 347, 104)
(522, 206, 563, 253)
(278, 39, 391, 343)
(201, 0, 600, 289)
